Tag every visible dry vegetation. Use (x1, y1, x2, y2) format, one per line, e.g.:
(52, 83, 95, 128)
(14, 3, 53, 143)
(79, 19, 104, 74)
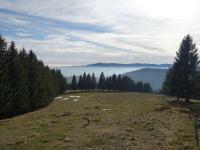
(0, 92, 199, 150)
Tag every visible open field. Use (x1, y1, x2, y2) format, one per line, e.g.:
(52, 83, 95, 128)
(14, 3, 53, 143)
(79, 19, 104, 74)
(0, 92, 199, 150)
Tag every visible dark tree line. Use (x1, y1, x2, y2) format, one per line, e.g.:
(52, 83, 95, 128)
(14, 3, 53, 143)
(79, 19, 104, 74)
(162, 35, 200, 102)
(0, 35, 68, 118)
(71, 72, 152, 92)
(71, 73, 97, 90)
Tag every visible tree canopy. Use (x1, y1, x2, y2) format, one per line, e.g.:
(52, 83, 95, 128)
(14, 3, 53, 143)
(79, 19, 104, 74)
(0, 35, 68, 118)
(162, 35, 200, 102)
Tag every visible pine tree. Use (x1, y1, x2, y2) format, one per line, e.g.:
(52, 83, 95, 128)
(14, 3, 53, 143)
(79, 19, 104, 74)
(43, 66, 56, 101)
(78, 75, 83, 89)
(91, 73, 97, 90)
(27, 50, 40, 110)
(143, 83, 152, 93)
(121, 76, 132, 91)
(0, 35, 67, 117)
(98, 72, 106, 90)
(0, 35, 13, 116)
(14, 48, 30, 113)
(33, 61, 49, 108)
(135, 82, 144, 92)
(82, 72, 87, 90)
(131, 80, 135, 91)
(86, 74, 92, 90)
(51, 69, 60, 95)
(71, 75, 77, 90)
(111, 74, 117, 90)
(7, 41, 19, 114)
(161, 68, 175, 95)
(162, 35, 199, 102)
(105, 76, 112, 90)
(117, 75, 122, 90)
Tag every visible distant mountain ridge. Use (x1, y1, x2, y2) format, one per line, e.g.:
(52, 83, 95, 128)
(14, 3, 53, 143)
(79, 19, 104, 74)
(124, 66, 200, 90)
(65, 66, 200, 90)
(124, 68, 168, 90)
(86, 63, 171, 67)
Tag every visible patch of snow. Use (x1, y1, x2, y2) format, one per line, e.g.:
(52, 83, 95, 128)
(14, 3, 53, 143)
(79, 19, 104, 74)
(69, 95, 80, 98)
(54, 96, 63, 100)
(73, 99, 78, 102)
(102, 109, 113, 112)
(69, 96, 76, 98)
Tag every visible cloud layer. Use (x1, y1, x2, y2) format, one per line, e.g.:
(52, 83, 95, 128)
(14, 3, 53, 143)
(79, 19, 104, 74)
(0, 0, 200, 65)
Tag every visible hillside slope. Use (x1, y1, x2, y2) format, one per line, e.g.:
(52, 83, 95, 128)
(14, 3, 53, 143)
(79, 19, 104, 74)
(0, 92, 198, 149)
(124, 68, 168, 90)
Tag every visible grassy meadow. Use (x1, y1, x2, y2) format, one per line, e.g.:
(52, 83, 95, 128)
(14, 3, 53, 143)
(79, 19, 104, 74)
(0, 92, 199, 150)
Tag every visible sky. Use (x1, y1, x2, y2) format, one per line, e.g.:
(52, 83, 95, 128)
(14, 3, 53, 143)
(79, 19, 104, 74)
(0, 0, 200, 66)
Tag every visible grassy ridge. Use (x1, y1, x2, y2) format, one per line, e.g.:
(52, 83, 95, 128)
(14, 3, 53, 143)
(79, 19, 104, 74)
(0, 92, 198, 149)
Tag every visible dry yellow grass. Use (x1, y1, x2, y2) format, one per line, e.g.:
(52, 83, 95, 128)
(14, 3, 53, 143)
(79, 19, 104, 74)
(0, 92, 198, 150)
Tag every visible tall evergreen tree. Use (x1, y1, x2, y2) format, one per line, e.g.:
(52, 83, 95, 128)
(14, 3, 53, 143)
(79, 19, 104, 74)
(162, 35, 199, 102)
(0, 35, 68, 117)
(111, 74, 117, 90)
(71, 75, 77, 90)
(0, 35, 13, 116)
(117, 75, 122, 90)
(86, 74, 92, 90)
(135, 81, 144, 92)
(91, 73, 97, 90)
(143, 83, 153, 93)
(7, 41, 19, 114)
(14, 48, 30, 113)
(121, 76, 132, 91)
(78, 75, 83, 89)
(98, 72, 106, 90)
(82, 72, 87, 89)
(27, 50, 41, 110)
(44, 66, 56, 100)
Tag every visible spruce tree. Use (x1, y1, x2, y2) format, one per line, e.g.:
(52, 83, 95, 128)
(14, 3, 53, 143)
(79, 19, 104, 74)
(71, 75, 77, 90)
(14, 48, 30, 113)
(27, 50, 40, 110)
(0, 35, 13, 116)
(136, 82, 144, 92)
(86, 74, 91, 90)
(162, 35, 199, 102)
(44, 66, 56, 100)
(0, 35, 68, 117)
(91, 73, 97, 90)
(7, 41, 19, 114)
(121, 76, 132, 91)
(111, 74, 117, 90)
(82, 72, 87, 90)
(98, 72, 106, 90)
(117, 75, 122, 90)
(78, 75, 83, 89)
(143, 83, 152, 93)
(105, 76, 112, 90)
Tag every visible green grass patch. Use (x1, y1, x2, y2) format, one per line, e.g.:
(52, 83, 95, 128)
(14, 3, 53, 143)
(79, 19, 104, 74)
(0, 92, 198, 149)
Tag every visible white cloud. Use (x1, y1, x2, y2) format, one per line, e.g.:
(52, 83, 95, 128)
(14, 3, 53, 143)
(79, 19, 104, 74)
(0, 0, 200, 65)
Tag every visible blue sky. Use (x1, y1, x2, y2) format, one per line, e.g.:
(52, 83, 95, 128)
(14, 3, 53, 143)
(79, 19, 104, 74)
(0, 0, 200, 66)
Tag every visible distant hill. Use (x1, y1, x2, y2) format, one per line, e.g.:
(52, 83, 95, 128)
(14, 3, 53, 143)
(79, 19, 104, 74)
(86, 63, 171, 68)
(124, 68, 168, 90)
(66, 66, 200, 89)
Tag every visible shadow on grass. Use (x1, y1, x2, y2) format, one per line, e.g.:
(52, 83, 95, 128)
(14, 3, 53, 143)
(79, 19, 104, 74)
(168, 99, 200, 118)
